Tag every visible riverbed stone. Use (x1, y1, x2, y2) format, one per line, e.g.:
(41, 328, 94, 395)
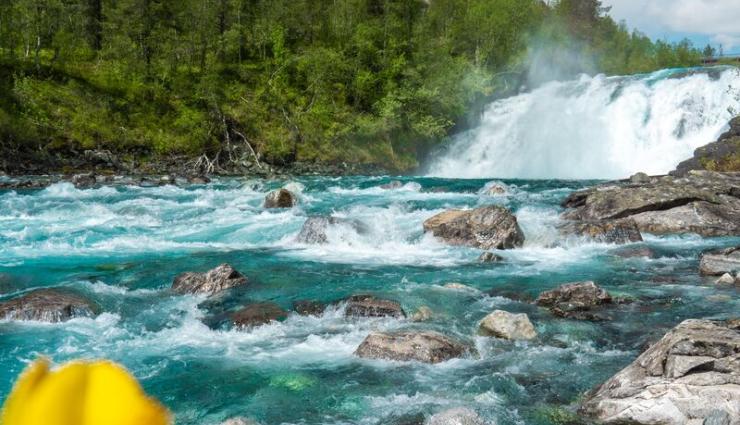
(172, 263, 248, 296)
(354, 331, 468, 363)
(580, 319, 740, 424)
(478, 310, 537, 340)
(535, 281, 613, 321)
(700, 246, 740, 276)
(423, 205, 524, 250)
(231, 302, 288, 328)
(428, 408, 486, 425)
(264, 188, 296, 208)
(0, 288, 98, 322)
(344, 294, 405, 318)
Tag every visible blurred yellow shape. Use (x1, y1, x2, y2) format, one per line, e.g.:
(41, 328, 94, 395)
(1, 358, 171, 425)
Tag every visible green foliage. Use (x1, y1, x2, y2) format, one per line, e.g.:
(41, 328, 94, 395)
(0, 0, 708, 171)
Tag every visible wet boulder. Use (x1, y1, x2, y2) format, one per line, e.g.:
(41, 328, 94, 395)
(478, 252, 504, 263)
(354, 331, 468, 363)
(292, 300, 326, 316)
(629, 172, 651, 184)
(0, 288, 98, 322)
(264, 188, 296, 208)
(535, 281, 613, 321)
(428, 408, 487, 425)
(295, 216, 366, 244)
(559, 219, 642, 244)
(344, 295, 406, 319)
(231, 302, 288, 328)
(715, 273, 737, 285)
(423, 205, 524, 250)
(172, 264, 248, 296)
(580, 319, 740, 424)
(561, 171, 740, 237)
(700, 246, 740, 276)
(71, 173, 97, 189)
(478, 310, 537, 340)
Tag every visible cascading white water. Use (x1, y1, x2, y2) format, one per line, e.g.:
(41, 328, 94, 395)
(427, 67, 740, 179)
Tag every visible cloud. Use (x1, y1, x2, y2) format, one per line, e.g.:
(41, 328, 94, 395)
(606, 0, 740, 51)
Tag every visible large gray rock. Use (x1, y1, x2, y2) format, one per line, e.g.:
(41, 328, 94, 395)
(231, 302, 288, 328)
(559, 218, 643, 244)
(172, 264, 248, 296)
(561, 171, 740, 237)
(264, 189, 296, 208)
(423, 205, 524, 250)
(0, 288, 98, 322)
(580, 319, 740, 424)
(354, 331, 468, 363)
(428, 407, 487, 425)
(700, 247, 740, 276)
(478, 310, 537, 340)
(535, 281, 613, 321)
(295, 216, 366, 244)
(345, 294, 406, 319)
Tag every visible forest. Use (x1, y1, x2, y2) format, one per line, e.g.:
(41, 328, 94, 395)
(0, 0, 705, 172)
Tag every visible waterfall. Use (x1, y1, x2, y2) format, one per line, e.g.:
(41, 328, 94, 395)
(426, 67, 740, 179)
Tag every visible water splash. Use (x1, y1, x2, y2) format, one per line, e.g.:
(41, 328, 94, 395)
(427, 67, 740, 179)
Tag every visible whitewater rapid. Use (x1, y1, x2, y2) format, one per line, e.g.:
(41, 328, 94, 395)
(427, 66, 740, 179)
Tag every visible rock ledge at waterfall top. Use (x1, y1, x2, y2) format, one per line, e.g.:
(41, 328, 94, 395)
(561, 170, 740, 237)
(580, 319, 740, 424)
(672, 115, 740, 176)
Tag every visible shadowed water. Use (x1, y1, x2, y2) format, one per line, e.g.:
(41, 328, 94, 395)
(0, 177, 738, 424)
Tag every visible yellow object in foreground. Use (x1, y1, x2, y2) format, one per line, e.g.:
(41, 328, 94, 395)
(1, 359, 171, 425)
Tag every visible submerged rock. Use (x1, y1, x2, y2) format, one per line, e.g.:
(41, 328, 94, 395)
(264, 188, 296, 208)
(295, 215, 366, 244)
(292, 300, 326, 316)
(561, 171, 740, 237)
(344, 295, 405, 318)
(481, 182, 507, 195)
(231, 302, 288, 328)
(410, 306, 433, 322)
(715, 273, 736, 285)
(354, 331, 468, 363)
(580, 319, 740, 424)
(428, 408, 487, 425)
(0, 288, 98, 322)
(478, 310, 537, 340)
(611, 246, 656, 258)
(700, 246, 740, 276)
(220, 417, 259, 425)
(423, 205, 524, 250)
(535, 281, 613, 321)
(559, 219, 642, 244)
(380, 180, 404, 189)
(443, 282, 479, 293)
(172, 263, 248, 296)
(478, 252, 504, 263)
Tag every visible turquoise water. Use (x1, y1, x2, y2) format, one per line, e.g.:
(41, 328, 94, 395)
(0, 176, 738, 424)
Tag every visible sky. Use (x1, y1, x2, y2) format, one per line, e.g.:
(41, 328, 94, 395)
(605, 0, 740, 55)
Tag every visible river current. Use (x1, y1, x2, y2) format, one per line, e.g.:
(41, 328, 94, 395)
(1, 177, 738, 424)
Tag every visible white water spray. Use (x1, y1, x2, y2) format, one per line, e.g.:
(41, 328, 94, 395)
(427, 67, 740, 179)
